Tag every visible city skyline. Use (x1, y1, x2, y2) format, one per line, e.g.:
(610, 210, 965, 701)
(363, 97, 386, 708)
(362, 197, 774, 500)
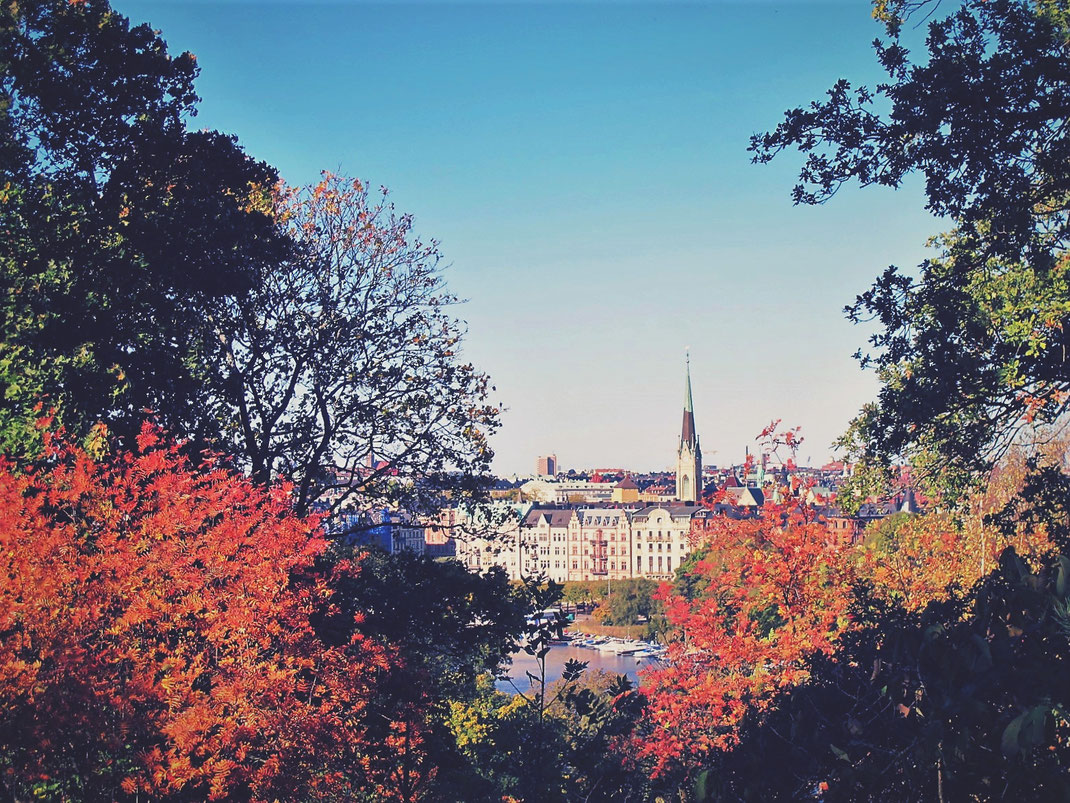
(118, 1, 944, 474)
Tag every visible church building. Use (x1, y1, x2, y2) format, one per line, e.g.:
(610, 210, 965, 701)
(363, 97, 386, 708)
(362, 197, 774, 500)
(675, 355, 702, 502)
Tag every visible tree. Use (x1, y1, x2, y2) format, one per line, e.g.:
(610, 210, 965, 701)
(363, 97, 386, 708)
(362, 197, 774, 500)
(592, 578, 664, 635)
(636, 512, 854, 775)
(0, 423, 425, 802)
(203, 173, 500, 517)
(686, 550, 1070, 802)
(752, 0, 1070, 503)
(562, 580, 608, 609)
(1, 3, 498, 520)
(0, 0, 288, 456)
(856, 460, 1055, 611)
(311, 547, 529, 701)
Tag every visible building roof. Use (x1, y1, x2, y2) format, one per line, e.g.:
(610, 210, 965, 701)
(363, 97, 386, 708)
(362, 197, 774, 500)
(578, 509, 624, 526)
(721, 486, 765, 507)
(615, 475, 639, 490)
(629, 503, 701, 522)
(521, 508, 576, 528)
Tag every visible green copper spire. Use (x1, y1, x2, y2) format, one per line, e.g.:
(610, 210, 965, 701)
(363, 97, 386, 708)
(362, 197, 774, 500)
(684, 349, 693, 413)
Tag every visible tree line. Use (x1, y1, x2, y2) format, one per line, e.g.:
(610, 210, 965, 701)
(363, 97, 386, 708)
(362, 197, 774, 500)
(4, 0, 1070, 800)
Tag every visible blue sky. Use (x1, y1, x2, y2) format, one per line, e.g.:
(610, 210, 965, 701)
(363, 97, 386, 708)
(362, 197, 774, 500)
(119, 1, 942, 474)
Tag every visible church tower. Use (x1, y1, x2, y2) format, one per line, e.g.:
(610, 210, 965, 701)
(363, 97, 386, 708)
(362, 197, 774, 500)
(676, 353, 702, 502)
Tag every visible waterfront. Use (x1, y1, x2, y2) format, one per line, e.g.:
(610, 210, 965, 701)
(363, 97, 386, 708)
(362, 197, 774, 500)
(495, 643, 664, 694)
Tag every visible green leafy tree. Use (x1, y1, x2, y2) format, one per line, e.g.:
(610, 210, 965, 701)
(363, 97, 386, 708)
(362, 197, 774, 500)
(592, 578, 664, 636)
(562, 580, 608, 608)
(1, 3, 500, 521)
(312, 547, 529, 701)
(753, 0, 1070, 505)
(0, 0, 287, 455)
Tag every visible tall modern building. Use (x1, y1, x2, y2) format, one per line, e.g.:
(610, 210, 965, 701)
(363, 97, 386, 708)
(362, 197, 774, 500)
(536, 454, 557, 476)
(675, 354, 702, 502)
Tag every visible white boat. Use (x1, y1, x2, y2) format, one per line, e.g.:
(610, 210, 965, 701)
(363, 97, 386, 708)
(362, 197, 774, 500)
(594, 639, 642, 655)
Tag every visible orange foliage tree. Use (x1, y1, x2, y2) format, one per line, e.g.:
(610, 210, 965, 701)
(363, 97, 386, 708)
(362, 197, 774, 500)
(0, 423, 428, 802)
(637, 510, 853, 774)
(857, 444, 1059, 612)
(635, 423, 1058, 784)
(856, 509, 1053, 612)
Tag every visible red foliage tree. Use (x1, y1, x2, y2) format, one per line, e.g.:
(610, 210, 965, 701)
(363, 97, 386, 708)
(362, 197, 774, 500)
(0, 423, 427, 801)
(637, 508, 853, 775)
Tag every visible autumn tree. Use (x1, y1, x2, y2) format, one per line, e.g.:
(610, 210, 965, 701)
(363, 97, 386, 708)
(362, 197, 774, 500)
(202, 173, 499, 517)
(0, 424, 427, 802)
(636, 511, 854, 775)
(685, 551, 1070, 802)
(857, 453, 1056, 611)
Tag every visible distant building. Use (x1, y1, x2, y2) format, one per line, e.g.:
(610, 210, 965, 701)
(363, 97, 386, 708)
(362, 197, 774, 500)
(425, 508, 459, 557)
(453, 502, 533, 577)
(391, 519, 427, 554)
(519, 478, 615, 504)
(720, 486, 765, 511)
(640, 483, 677, 503)
(536, 454, 558, 476)
(518, 507, 575, 583)
(631, 503, 697, 580)
(573, 508, 632, 581)
(611, 475, 640, 504)
(676, 355, 702, 502)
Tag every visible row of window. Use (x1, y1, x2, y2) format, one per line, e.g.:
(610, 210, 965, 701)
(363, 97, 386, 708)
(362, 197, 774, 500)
(639, 555, 673, 572)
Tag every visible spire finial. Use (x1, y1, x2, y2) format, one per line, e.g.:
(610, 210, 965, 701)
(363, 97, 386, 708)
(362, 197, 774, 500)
(683, 349, 693, 414)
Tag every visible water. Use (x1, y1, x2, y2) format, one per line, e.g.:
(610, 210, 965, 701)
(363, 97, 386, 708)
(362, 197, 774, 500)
(495, 643, 664, 695)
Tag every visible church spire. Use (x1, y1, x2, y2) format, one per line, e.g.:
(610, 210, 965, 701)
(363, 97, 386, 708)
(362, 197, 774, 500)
(680, 350, 697, 448)
(676, 349, 702, 502)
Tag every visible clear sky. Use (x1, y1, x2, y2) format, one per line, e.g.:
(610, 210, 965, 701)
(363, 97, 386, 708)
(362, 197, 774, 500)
(118, 1, 942, 475)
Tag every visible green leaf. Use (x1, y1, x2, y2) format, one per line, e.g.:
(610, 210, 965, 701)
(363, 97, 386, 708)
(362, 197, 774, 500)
(694, 769, 710, 802)
(1001, 711, 1027, 757)
(1057, 556, 1070, 598)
